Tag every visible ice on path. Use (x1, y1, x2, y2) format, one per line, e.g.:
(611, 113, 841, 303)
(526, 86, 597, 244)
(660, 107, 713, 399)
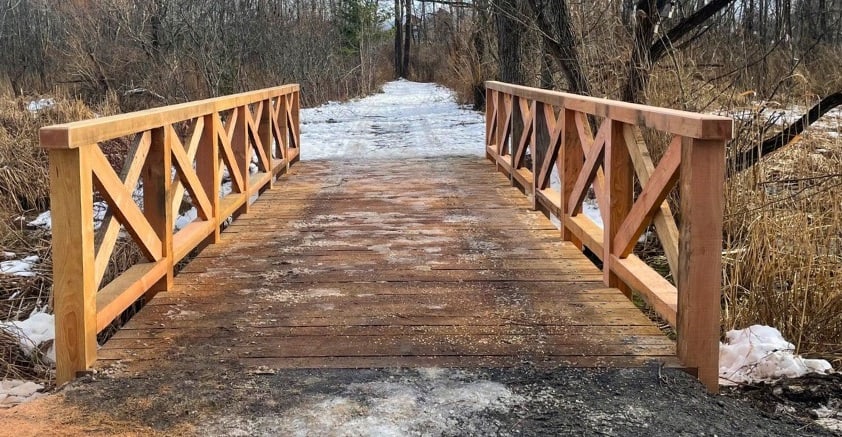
(719, 325, 833, 385)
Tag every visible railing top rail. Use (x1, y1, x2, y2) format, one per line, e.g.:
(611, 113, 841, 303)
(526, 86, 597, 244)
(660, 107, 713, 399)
(40, 84, 300, 149)
(486, 81, 732, 140)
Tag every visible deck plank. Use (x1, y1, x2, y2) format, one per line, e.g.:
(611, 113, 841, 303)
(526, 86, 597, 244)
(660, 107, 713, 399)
(98, 157, 677, 372)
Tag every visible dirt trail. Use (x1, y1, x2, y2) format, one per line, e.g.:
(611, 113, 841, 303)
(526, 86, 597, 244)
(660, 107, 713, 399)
(0, 366, 834, 436)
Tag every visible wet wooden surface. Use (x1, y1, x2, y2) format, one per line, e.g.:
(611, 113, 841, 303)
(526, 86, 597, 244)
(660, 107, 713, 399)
(97, 157, 679, 372)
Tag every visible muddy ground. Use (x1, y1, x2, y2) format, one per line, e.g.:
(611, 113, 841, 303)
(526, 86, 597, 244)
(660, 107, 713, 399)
(0, 363, 836, 436)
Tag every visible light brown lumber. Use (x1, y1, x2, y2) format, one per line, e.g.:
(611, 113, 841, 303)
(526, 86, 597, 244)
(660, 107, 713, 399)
(96, 260, 169, 333)
(623, 125, 680, 281)
(485, 81, 732, 140)
(40, 85, 299, 149)
(170, 116, 205, 220)
(677, 137, 725, 393)
(94, 131, 151, 287)
(613, 139, 681, 258)
(196, 113, 221, 243)
(143, 127, 174, 293)
(603, 121, 634, 295)
(609, 254, 678, 327)
(90, 146, 162, 262)
(49, 147, 97, 384)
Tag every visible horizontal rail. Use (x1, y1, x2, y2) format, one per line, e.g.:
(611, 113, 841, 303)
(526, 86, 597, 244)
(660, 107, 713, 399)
(485, 81, 730, 392)
(485, 81, 732, 140)
(40, 85, 300, 149)
(43, 85, 301, 383)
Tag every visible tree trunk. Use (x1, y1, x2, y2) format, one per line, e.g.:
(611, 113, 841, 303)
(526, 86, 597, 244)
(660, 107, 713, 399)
(527, 0, 591, 95)
(402, 0, 412, 77)
(731, 91, 842, 173)
(621, 0, 659, 103)
(496, 0, 525, 84)
(394, 0, 403, 77)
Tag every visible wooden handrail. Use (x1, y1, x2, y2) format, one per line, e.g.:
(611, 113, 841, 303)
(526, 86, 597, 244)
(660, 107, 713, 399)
(41, 85, 301, 384)
(485, 81, 732, 392)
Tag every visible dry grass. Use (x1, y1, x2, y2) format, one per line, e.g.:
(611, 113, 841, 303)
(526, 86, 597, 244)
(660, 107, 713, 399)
(0, 95, 124, 385)
(723, 131, 842, 366)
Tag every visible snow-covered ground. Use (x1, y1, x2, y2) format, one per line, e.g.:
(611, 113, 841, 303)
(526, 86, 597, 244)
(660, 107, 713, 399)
(300, 80, 485, 161)
(0, 255, 39, 277)
(719, 325, 833, 385)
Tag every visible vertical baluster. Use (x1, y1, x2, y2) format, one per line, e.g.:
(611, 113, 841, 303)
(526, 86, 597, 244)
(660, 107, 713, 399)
(678, 137, 725, 393)
(495, 90, 506, 160)
(509, 96, 523, 186)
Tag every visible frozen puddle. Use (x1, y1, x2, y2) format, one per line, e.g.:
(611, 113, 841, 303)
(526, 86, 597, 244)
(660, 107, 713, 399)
(201, 369, 521, 436)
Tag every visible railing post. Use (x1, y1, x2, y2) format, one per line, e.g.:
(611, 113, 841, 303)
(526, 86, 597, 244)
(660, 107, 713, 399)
(197, 114, 220, 243)
(485, 88, 494, 160)
(495, 91, 507, 160)
(277, 96, 289, 170)
(50, 147, 97, 384)
(509, 96, 523, 187)
(604, 120, 633, 297)
(291, 90, 301, 161)
(678, 137, 725, 393)
(234, 106, 250, 215)
(532, 101, 548, 211)
(144, 127, 173, 293)
(259, 99, 273, 187)
(561, 109, 584, 248)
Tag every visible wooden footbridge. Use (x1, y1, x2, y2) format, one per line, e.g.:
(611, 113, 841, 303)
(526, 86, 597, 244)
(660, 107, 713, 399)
(40, 82, 732, 391)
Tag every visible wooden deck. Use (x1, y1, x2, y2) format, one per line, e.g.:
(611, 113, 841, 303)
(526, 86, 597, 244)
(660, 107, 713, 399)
(97, 156, 679, 372)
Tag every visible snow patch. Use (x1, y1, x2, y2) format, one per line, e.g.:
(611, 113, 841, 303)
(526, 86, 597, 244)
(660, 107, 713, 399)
(27, 98, 55, 113)
(1, 311, 56, 364)
(175, 207, 198, 231)
(0, 255, 39, 277)
(27, 201, 109, 231)
(719, 325, 833, 386)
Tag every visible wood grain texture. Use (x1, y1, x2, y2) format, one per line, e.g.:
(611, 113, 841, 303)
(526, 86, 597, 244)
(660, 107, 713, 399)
(485, 81, 732, 140)
(44, 86, 302, 383)
(486, 82, 732, 392)
(40, 85, 300, 149)
(49, 147, 97, 384)
(97, 157, 677, 374)
(678, 138, 725, 393)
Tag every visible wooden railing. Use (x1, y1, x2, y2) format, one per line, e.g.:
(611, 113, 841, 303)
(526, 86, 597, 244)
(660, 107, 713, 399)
(40, 85, 301, 383)
(485, 81, 732, 392)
